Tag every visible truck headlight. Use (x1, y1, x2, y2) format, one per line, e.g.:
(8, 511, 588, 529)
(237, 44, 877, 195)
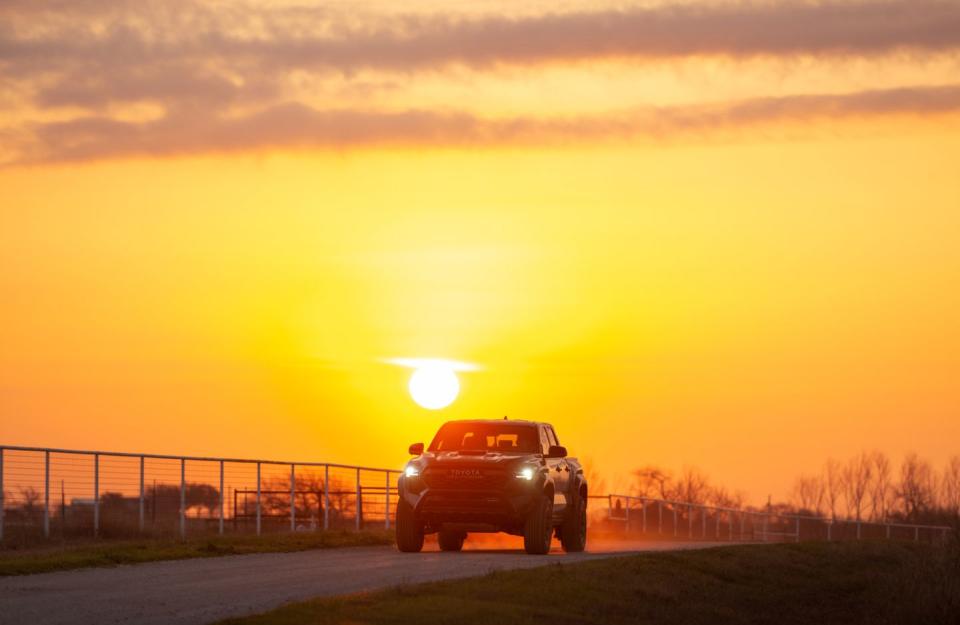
(405, 464, 420, 478)
(515, 466, 536, 481)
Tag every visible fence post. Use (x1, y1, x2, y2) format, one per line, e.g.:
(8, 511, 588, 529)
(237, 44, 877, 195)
(886, 523, 891, 540)
(688, 504, 693, 538)
(93, 453, 100, 538)
(0, 447, 4, 543)
(384, 471, 391, 530)
(729, 512, 733, 541)
(658, 500, 663, 535)
(673, 505, 678, 537)
(256, 462, 262, 536)
(914, 526, 919, 542)
(43, 450, 50, 538)
(827, 520, 832, 541)
(180, 458, 186, 540)
(355, 468, 361, 531)
(740, 511, 745, 541)
(219, 460, 225, 536)
(641, 498, 647, 533)
(290, 464, 296, 532)
(702, 506, 707, 538)
(625, 497, 631, 532)
(139, 456, 145, 533)
(323, 465, 330, 530)
(795, 516, 800, 543)
(762, 512, 768, 542)
(715, 509, 720, 539)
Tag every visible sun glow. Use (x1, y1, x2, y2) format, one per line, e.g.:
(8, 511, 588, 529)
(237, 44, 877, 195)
(408, 365, 459, 410)
(386, 358, 478, 410)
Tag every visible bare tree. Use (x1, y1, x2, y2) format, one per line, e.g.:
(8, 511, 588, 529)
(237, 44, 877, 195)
(941, 455, 960, 517)
(708, 485, 745, 509)
(792, 474, 825, 515)
(671, 467, 711, 505)
(869, 451, 893, 521)
(579, 457, 607, 497)
(841, 452, 873, 522)
(633, 465, 672, 500)
(898, 453, 938, 520)
(18, 486, 42, 525)
(824, 458, 842, 520)
(261, 471, 327, 520)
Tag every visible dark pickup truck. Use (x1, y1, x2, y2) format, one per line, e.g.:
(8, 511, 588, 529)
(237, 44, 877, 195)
(395, 419, 587, 554)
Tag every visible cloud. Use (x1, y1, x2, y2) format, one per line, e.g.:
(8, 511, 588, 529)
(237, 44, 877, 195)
(2, 1, 959, 110)
(5, 1, 960, 71)
(10, 83, 959, 165)
(3, 1, 957, 163)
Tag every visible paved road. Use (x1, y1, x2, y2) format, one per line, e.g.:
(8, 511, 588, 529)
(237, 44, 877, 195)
(0, 540, 724, 625)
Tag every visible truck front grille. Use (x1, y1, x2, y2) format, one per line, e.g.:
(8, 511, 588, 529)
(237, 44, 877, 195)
(422, 466, 509, 490)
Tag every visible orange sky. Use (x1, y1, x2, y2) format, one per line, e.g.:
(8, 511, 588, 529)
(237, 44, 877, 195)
(2, 0, 959, 502)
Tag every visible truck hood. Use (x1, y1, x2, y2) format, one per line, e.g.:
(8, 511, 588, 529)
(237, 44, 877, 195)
(418, 451, 541, 468)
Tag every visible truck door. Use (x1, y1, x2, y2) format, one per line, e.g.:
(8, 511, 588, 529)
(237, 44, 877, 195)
(542, 425, 568, 511)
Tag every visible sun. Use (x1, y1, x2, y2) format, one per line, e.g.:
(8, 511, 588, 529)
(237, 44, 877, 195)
(408, 364, 460, 410)
(385, 358, 478, 410)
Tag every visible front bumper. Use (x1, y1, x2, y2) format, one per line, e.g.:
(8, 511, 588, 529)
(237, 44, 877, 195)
(399, 474, 541, 532)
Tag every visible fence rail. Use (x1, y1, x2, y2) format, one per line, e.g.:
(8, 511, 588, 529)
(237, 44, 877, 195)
(601, 494, 953, 544)
(0, 445, 398, 542)
(0, 445, 953, 546)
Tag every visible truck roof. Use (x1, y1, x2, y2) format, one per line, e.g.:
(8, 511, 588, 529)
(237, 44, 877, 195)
(441, 418, 544, 427)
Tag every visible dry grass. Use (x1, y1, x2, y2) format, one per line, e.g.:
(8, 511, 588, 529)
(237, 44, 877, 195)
(220, 540, 960, 625)
(0, 530, 394, 576)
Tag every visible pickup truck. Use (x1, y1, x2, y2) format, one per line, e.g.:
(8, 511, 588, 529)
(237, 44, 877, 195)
(395, 418, 587, 554)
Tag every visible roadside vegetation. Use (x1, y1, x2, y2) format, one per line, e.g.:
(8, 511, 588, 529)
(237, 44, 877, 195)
(0, 529, 393, 576)
(616, 451, 960, 529)
(221, 540, 960, 625)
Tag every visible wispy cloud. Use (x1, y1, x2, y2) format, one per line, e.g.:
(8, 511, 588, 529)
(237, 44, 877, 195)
(5, 1, 960, 72)
(2, 1, 959, 110)
(2, 1, 958, 163)
(10, 84, 959, 165)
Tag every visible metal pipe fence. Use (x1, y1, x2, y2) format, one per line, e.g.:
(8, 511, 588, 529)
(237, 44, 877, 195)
(0, 445, 953, 546)
(600, 495, 953, 545)
(0, 445, 399, 543)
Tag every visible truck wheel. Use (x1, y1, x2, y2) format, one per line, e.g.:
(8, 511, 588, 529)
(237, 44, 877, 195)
(395, 499, 424, 553)
(560, 489, 587, 552)
(438, 530, 466, 552)
(523, 494, 553, 554)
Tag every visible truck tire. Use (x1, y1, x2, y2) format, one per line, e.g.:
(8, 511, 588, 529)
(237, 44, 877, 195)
(560, 488, 587, 552)
(395, 499, 424, 553)
(523, 494, 553, 554)
(438, 530, 466, 552)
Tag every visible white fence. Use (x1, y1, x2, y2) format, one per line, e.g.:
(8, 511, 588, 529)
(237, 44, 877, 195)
(601, 495, 953, 544)
(0, 445, 953, 545)
(0, 445, 398, 542)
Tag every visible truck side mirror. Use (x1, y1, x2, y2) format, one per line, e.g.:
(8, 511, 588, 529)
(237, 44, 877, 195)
(547, 445, 567, 458)
(408, 442, 424, 456)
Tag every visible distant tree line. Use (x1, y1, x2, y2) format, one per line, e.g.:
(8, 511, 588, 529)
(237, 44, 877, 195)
(630, 465, 746, 509)
(790, 452, 960, 525)
(610, 451, 960, 527)
(257, 471, 359, 523)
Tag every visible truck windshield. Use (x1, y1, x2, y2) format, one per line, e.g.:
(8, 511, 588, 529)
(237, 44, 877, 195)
(429, 423, 539, 453)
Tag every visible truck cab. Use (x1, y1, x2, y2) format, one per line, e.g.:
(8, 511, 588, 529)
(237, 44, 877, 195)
(395, 419, 587, 554)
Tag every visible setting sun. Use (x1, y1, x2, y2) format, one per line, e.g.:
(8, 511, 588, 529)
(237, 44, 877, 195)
(386, 358, 479, 410)
(409, 365, 459, 410)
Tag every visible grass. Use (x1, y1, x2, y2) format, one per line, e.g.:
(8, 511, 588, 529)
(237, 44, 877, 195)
(220, 540, 960, 625)
(0, 529, 394, 576)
